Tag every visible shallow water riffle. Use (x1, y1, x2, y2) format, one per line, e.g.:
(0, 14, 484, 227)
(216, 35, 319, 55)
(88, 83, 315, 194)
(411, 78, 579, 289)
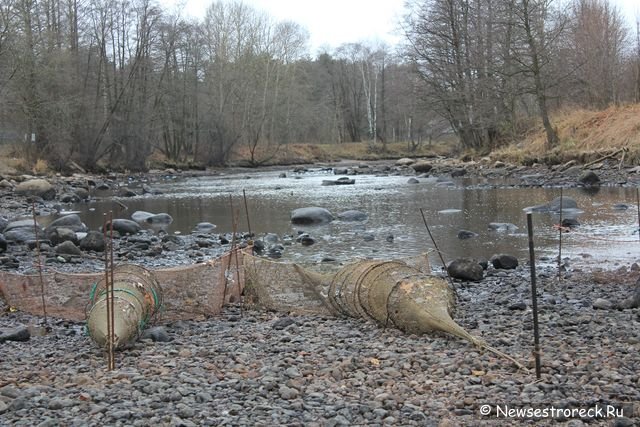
(66, 169, 639, 268)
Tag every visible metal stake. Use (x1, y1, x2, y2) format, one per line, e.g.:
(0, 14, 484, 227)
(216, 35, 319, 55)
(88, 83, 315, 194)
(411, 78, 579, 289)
(231, 208, 243, 316)
(558, 188, 563, 280)
(102, 213, 113, 370)
(419, 208, 457, 298)
(527, 213, 542, 379)
(242, 189, 252, 237)
(636, 188, 639, 242)
(31, 202, 47, 325)
(109, 211, 115, 370)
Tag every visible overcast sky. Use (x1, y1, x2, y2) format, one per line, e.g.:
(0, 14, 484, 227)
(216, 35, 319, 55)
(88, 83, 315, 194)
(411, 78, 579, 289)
(160, 0, 640, 53)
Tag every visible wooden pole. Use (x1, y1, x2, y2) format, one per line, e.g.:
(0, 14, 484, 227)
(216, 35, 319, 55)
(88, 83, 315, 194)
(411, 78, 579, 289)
(527, 213, 542, 379)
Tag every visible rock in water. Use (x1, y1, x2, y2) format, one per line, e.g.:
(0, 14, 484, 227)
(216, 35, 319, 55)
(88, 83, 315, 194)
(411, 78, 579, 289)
(45, 214, 87, 233)
(101, 219, 141, 235)
(290, 207, 334, 225)
(337, 210, 368, 222)
(527, 196, 578, 213)
(578, 171, 600, 187)
(457, 230, 478, 240)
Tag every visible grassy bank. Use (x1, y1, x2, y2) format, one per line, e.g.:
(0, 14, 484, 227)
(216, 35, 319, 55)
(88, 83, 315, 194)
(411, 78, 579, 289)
(493, 104, 640, 166)
(233, 104, 640, 168)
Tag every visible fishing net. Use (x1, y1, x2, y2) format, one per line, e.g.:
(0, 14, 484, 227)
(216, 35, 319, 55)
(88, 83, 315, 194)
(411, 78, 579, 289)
(86, 264, 163, 349)
(0, 251, 242, 322)
(243, 254, 334, 316)
(242, 252, 433, 318)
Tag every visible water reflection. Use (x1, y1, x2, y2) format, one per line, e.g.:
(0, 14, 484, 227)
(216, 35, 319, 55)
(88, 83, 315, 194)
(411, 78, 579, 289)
(67, 170, 639, 267)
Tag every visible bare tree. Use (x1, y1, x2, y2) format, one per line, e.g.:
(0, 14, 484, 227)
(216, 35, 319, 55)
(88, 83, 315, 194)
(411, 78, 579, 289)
(403, 0, 507, 150)
(636, 16, 640, 102)
(567, 0, 628, 107)
(516, 0, 560, 148)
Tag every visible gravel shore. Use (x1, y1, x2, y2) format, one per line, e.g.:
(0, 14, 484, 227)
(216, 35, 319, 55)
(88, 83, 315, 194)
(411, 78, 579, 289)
(1, 160, 640, 425)
(1, 262, 639, 426)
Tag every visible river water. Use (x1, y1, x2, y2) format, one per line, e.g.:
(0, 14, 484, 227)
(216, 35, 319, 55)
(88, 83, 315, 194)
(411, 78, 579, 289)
(70, 168, 639, 268)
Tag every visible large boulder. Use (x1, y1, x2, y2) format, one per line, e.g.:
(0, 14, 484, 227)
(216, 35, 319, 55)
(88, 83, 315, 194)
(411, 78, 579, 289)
(527, 196, 578, 212)
(578, 171, 600, 187)
(411, 161, 433, 173)
(447, 258, 484, 281)
(3, 219, 43, 243)
(46, 227, 78, 246)
(45, 214, 87, 234)
(337, 210, 368, 222)
(73, 187, 90, 200)
(193, 222, 217, 234)
(395, 158, 415, 166)
(132, 211, 173, 227)
(0, 217, 9, 233)
(15, 179, 56, 200)
(55, 240, 82, 256)
(488, 223, 519, 232)
(58, 193, 80, 203)
(79, 231, 106, 252)
(290, 207, 334, 225)
(457, 230, 477, 240)
(101, 219, 141, 236)
(490, 254, 519, 269)
(118, 187, 138, 197)
(0, 326, 30, 343)
(615, 278, 640, 310)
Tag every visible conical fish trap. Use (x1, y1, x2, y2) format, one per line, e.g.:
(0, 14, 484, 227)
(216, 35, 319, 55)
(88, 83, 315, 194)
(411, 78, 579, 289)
(86, 264, 163, 349)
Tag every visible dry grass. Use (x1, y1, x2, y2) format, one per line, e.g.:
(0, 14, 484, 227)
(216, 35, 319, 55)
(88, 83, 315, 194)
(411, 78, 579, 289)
(495, 104, 640, 165)
(0, 144, 23, 175)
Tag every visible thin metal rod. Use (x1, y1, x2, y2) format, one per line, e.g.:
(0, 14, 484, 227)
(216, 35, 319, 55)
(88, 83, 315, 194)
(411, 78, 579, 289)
(242, 189, 252, 236)
(636, 188, 640, 242)
(419, 208, 448, 271)
(222, 195, 235, 306)
(102, 213, 113, 371)
(109, 211, 115, 370)
(527, 213, 542, 380)
(558, 188, 563, 279)
(31, 202, 47, 325)
(419, 208, 457, 297)
(231, 207, 243, 316)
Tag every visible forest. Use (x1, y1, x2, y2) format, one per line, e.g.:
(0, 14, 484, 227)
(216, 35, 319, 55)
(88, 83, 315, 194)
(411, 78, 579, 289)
(0, 0, 638, 172)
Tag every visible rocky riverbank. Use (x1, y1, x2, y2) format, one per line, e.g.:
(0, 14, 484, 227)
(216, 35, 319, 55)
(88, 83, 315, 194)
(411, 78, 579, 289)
(1, 262, 639, 426)
(1, 157, 639, 425)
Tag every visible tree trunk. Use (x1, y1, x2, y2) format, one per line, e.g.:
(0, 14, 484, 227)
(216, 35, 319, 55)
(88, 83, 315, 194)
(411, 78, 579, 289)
(522, 0, 557, 148)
